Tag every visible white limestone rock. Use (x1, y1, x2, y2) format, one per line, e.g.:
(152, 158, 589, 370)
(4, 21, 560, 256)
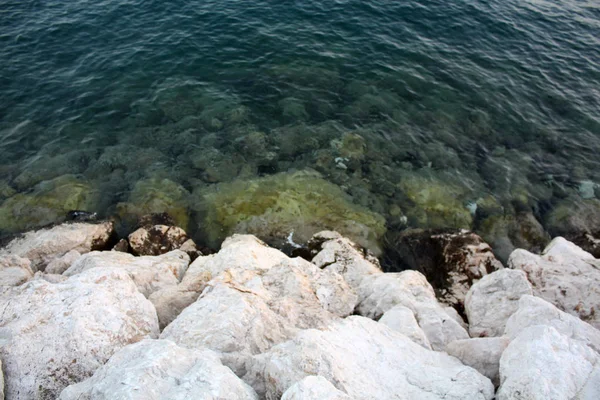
(59, 339, 258, 400)
(64, 250, 189, 297)
(504, 295, 600, 354)
(0, 268, 159, 399)
(281, 376, 354, 400)
(244, 316, 494, 400)
(465, 269, 533, 337)
(310, 231, 382, 290)
(378, 305, 431, 349)
(0, 221, 113, 271)
(497, 325, 600, 400)
(508, 237, 600, 329)
(446, 337, 510, 387)
(45, 249, 81, 274)
(0, 254, 33, 286)
(357, 271, 469, 350)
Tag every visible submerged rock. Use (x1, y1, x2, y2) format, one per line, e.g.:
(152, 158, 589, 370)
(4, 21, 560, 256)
(244, 316, 494, 400)
(59, 339, 258, 400)
(0, 268, 159, 399)
(508, 237, 600, 329)
(195, 170, 386, 254)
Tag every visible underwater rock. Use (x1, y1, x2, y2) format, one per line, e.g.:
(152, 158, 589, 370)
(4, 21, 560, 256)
(279, 97, 309, 122)
(0, 175, 100, 233)
(195, 170, 386, 254)
(128, 225, 189, 256)
(544, 196, 600, 240)
(117, 178, 191, 230)
(0, 180, 16, 200)
(189, 147, 245, 183)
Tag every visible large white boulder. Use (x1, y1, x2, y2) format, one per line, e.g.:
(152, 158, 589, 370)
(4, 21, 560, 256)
(465, 269, 533, 337)
(64, 250, 189, 297)
(59, 339, 258, 400)
(281, 376, 354, 400)
(0, 254, 34, 286)
(0, 222, 114, 271)
(446, 337, 510, 387)
(508, 237, 600, 329)
(504, 295, 600, 354)
(378, 305, 431, 349)
(497, 325, 600, 400)
(244, 316, 494, 400)
(357, 271, 469, 350)
(0, 268, 159, 399)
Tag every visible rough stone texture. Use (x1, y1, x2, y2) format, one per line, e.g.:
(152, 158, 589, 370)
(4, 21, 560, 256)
(45, 249, 81, 274)
(446, 337, 510, 387)
(0, 254, 34, 286)
(508, 237, 600, 329)
(64, 250, 189, 297)
(245, 316, 494, 400)
(310, 231, 382, 290)
(0, 268, 159, 399)
(128, 225, 189, 256)
(379, 305, 431, 349)
(465, 269, 533, 337)
(384, 229, 503, 310)
(161, 253, 356, 375)
(504, 295, 600, 354)
(281, 376, 354, 400)
(0, 359, 4, 400)
(0, 221, 114, 271)
(32, 271, 68, 284)
(59, 339, 258, 400)
(497, 325, 600, 400)
(357, 271, 469, 350)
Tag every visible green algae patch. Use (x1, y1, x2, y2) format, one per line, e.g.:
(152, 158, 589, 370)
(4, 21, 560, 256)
(195, 170, 386, 254)
(0, 175, 99, 233)
(397, 170, 474, 230)
(117, 178, 191, 230)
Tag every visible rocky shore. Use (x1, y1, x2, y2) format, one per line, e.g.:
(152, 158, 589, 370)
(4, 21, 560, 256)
(0, 217, 598, 399)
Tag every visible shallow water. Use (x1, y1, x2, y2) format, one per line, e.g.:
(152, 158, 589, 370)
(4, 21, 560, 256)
(1, 0, 599, 256)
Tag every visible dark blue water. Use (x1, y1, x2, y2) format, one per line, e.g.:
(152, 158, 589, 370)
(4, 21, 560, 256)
(1, 0, 599, 254)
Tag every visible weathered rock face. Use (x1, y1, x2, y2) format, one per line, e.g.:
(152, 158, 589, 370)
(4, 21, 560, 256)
(0, 268, 159, 399)
(508, 237, 600, 329)
(281, 376, 354, 400)
(128, 225, 189, 256)
(245, 316, 494, 400)
(446, 337, 510, 387)
(64, 250, 189, 297)
(497, 325, 600, 400)
(378, 305, 431, 349)
(465, 269, 533, 337)
(0, 221, 114, 271)
(59, 339, 258, 400)
(384, 228, 503, 311)
(45, 249, 81, 274)
(357, 270, 469, 351)
(0, 254, 34, 286)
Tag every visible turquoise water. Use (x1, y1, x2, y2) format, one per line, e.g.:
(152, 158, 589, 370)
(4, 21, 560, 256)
(1, 0, 599, 256)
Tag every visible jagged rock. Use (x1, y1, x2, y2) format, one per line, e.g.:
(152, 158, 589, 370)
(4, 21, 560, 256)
(497, 325, 600, 400)
(128, 225, 189, 256)
(281, 376, 354, 400)
(59, 339, 258, 400)
(509, 237, 600, 329)
(444, 306, 468, 330)
(0, 268, 159, 399)
(179, 238, 202, 260)
(504, 295, 600, 354)
(111, 238, 129, 252)
(378, 305, 431, 349)
(64, 250, 189, 297)
(385, 229, 503, 310)
(357, 270, 469, 350)
(310, 231, 382, 290)
(446, 337, 510, 387)
(0, 221, 114, 271)
(45, 249, 81, 274)
(244, 316, 494, 400)
(465, 269, 532, 337)
(0, 254, 33, 286)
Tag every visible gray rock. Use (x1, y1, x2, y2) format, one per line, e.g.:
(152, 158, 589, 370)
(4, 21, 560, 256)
(446, 337, 510, 387)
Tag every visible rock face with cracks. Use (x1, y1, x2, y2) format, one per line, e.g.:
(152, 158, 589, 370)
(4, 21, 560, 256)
(0, 268, 159, 399)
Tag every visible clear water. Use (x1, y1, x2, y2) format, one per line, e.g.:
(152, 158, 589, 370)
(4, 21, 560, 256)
(1, 0, 599, 256)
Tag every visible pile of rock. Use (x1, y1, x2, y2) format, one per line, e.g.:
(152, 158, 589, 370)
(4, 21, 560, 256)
(0, 220, 598, 399)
